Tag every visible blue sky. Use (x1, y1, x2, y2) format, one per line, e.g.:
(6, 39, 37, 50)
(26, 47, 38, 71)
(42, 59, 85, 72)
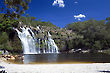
(26, 0, 110, 28)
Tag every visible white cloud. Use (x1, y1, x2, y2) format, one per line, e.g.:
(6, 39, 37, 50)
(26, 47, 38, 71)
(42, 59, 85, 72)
(52, 0, 65, 7)
(74, 14, 86, 20)
(74, 1, 78, 4)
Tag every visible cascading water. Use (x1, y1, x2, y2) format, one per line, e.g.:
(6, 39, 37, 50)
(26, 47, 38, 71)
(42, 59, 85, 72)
(14, 27, 37, 54)
(14, 27, 59, 54)
(38, 39, 41, 53)
(47, 32, 59, 53)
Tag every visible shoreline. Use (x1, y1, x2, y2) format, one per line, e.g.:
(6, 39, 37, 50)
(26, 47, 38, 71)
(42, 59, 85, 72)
(1, 57, 110, 73)
(0, 56, 104, 64)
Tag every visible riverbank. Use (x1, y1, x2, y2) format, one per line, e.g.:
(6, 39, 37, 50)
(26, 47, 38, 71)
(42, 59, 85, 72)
(0, 57, 110, 73)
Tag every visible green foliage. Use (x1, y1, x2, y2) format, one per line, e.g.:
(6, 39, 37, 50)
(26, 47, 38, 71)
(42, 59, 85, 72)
(0, 13, 19, 32)
(18, 16, 57, 27)
(0, 31, 22, 54)
(0, 0, 31, 18)
(93, 41, 102, 50)
(66, 19, 110, 52)
(0, 0, 30, 54)
(10, 35, 22, 53)
(0, 32, 9, 44)
(103, 49, 110, 54)
(0, 32, 12, 51)
(0, 0, 110, 54)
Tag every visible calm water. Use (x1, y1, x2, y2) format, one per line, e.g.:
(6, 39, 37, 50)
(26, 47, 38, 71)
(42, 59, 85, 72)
(22, 53, 110, 64)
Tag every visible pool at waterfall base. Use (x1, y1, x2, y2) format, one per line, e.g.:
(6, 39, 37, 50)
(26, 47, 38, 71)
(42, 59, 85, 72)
(21, 53, 110, 64)
(13, 27, 110, 64)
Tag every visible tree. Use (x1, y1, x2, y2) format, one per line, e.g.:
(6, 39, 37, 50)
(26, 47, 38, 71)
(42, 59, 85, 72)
(66, 19, 110, 52)
(0, 13, 19, 33)
(0, 32, 12, 51)
(0, 0, 31, 18)
(18, 15, 36, 26)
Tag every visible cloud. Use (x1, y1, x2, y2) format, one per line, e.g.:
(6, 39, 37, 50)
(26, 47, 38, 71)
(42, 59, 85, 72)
(52, 0, 65, 7)
(74, 14, 86, 20)
(74, 1, 78, 4)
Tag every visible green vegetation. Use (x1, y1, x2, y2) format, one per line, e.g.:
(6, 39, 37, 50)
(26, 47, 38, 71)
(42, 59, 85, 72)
(1, 0, 31, 18)
(0, 14, 19, 32)
(0, 32, 12, 52)
(18, 15, 57, 27)
(0, 0, 31, 54)
(0, 0, 110, 54)
(0, 13, 57, 54)
(0, 31, 22, 54)
(66, 19, 110, 53)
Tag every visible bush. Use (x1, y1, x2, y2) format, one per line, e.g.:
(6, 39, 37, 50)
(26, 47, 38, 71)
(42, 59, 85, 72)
(66, 19, 110, 52)
(0, 32, 9, 44)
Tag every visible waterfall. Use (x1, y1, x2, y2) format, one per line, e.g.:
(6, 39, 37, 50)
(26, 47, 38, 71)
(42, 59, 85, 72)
(38, 39, 41, 53)
(14, 27, 37, 54)
(14, 27, 59, 54)
(47, 32, 59, 53)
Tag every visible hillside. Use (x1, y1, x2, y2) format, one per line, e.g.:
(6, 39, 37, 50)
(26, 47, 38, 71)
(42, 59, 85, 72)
(30, 25, 82, 51)
(0, 13, 110, 54)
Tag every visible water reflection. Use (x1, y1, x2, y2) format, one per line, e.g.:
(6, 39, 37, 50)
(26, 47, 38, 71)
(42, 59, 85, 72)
(24, 53, 110, 64)
(24, 54, 58, 64)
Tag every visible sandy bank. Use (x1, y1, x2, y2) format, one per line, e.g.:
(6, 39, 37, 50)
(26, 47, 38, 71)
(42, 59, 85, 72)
(0, 58, 110, 73)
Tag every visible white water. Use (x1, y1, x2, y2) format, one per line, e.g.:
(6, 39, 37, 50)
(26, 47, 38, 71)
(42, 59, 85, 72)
(14, 27, 59, 54)
(14, 27, 37, 54)
(47, 32, 59, 53)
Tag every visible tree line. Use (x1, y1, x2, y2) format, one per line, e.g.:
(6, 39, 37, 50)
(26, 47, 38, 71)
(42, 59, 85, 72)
(65, 19, 110, 53)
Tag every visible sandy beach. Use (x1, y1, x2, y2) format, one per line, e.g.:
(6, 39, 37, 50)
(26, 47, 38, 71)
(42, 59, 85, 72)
(0, 58, 110, 73)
